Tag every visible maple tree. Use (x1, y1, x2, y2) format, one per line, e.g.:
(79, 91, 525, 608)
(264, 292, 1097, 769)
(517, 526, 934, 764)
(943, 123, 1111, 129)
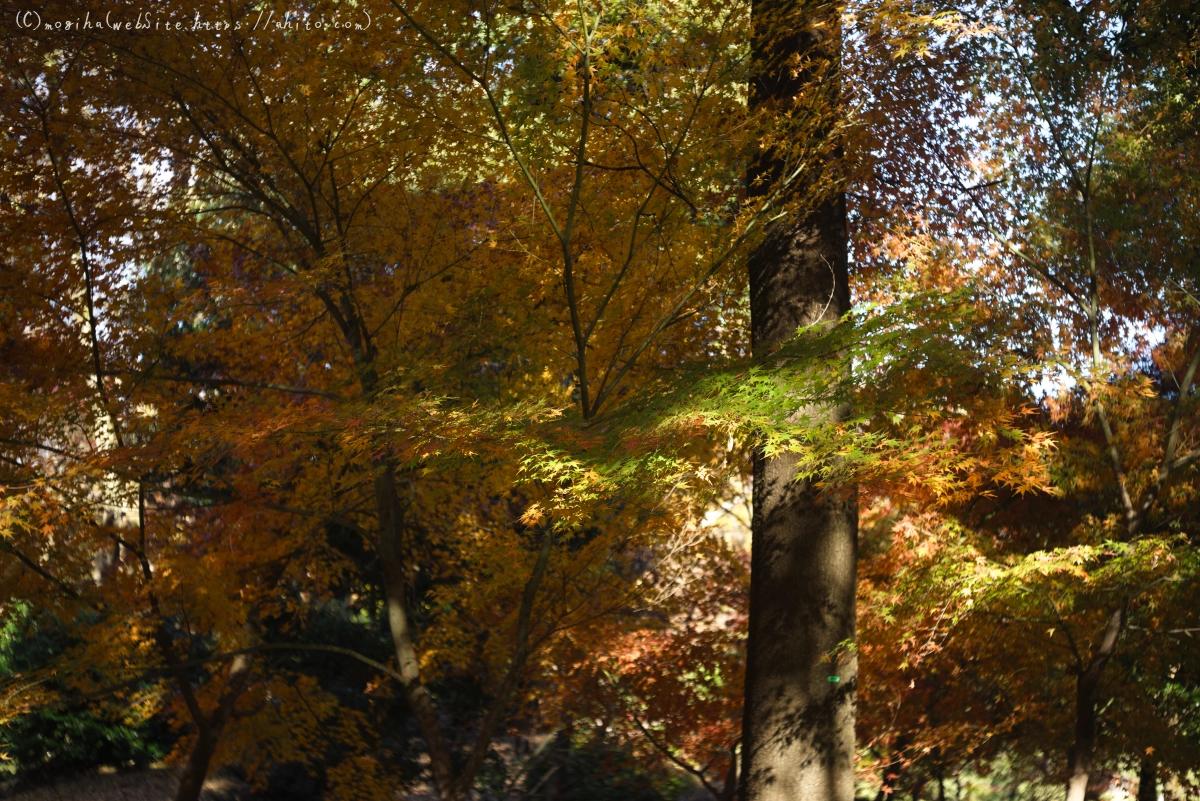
(0, 0, 768, 798)
(848, 0, 1200, 798)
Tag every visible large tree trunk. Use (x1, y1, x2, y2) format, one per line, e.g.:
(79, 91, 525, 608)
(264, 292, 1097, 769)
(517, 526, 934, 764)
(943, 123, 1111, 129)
(1065, 606, 1124, 801)
(740, 0, 855, 798)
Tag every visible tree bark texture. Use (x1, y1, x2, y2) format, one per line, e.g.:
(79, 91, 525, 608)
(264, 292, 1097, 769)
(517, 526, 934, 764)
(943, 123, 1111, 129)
(741, 0, 855, 798)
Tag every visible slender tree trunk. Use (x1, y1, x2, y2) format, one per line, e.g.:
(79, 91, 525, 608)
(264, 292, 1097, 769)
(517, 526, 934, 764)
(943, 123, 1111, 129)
(372, 465, 553, 801)
(374, 465, 460, 800)
(544, 728, 571, 801)
(341, 308, 547, 801)
(720, 743, 740, 801)
(873, 756, 902, 801)
(323, 294, 461, 799)
(740, 1, 855, 798)
(174, 655, 253, 801)
(1065, 606, 1125, 801)
(1137, 757, 1157, 801)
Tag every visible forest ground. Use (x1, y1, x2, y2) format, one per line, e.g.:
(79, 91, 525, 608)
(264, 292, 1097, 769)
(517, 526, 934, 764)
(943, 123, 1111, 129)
(0, 768, 247, 801)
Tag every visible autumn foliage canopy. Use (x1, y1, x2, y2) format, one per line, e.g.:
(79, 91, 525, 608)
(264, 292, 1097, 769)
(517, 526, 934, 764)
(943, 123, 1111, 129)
(0, 0, 1198, 799)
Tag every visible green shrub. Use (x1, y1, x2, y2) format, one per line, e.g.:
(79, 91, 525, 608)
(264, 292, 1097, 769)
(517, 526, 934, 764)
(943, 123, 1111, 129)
(524, 731, 693, 801)
(0, 604, 173, 783)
